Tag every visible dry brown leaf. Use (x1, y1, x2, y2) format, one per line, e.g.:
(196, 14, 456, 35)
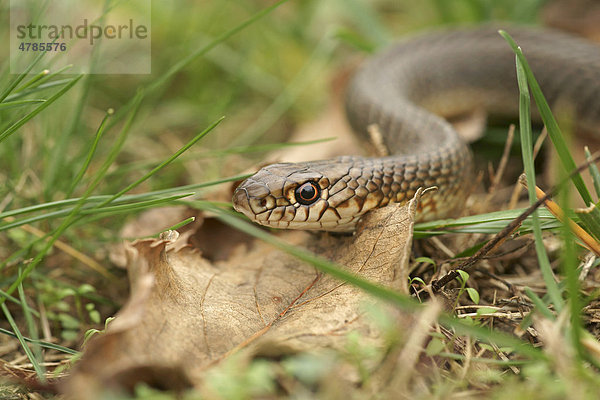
(61, 191, 423, 398)
(249, 199, 416, 357)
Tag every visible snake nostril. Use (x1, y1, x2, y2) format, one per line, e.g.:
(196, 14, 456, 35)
(259, 199, 267, 207)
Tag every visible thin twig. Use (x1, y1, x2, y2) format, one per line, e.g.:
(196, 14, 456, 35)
(488, 124, 515, 196)
(431, 151, 600, 292)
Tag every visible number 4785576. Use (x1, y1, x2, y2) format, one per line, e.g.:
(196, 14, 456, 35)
(18, 42, 67, 51)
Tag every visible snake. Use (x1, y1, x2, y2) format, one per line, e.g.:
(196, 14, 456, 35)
(232, 26, 600, 232)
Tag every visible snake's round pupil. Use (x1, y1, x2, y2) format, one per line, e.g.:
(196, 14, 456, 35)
(295, 182, 320, 205)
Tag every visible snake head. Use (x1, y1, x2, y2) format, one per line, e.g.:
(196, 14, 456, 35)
(233, 157, 373, 231)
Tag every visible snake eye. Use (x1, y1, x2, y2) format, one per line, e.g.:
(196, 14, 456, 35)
(295, 182, 320, 205)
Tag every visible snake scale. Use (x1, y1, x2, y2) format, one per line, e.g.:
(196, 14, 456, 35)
(233, 26, 600, 231)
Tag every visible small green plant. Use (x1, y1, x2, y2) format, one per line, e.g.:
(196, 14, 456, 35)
(455, 269, 480, 306)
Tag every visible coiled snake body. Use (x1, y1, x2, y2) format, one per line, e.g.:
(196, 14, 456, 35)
(233, 26, 600, 231)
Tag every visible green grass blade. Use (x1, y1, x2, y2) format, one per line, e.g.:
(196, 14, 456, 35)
(157, 217, 196, 236)
(4, 78, 74, 102)
(0, 289, 40, 317)
(0, 75, 82, 143)
(0, 327, 78, 355)
(578, 213, 600, 242)
(0, 45, 48, 103)
(499, 31, 591, 205)
(414, 208, 560, 237)
(500, 30, 564, 311)
(519, 60, 564, 310)
(1, 303, 45, 381)
(0, 174, 248, 222)
(585, 147, 600, 198)
(66, 109, 113, 197)
(14, 65, 73, 93)
(95, 116, 224, 209)
(565, 242, 586, 361)
(334, 28, 377, 53)
(14, 69, 50, 92)
(17, 268, 44, 376)
(559, 169, 585, 360)
(79, 193, 194, 217)
(104, 174, 251, 202)
(0, 99, 46, 110)
(504, 30, 600, 240)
